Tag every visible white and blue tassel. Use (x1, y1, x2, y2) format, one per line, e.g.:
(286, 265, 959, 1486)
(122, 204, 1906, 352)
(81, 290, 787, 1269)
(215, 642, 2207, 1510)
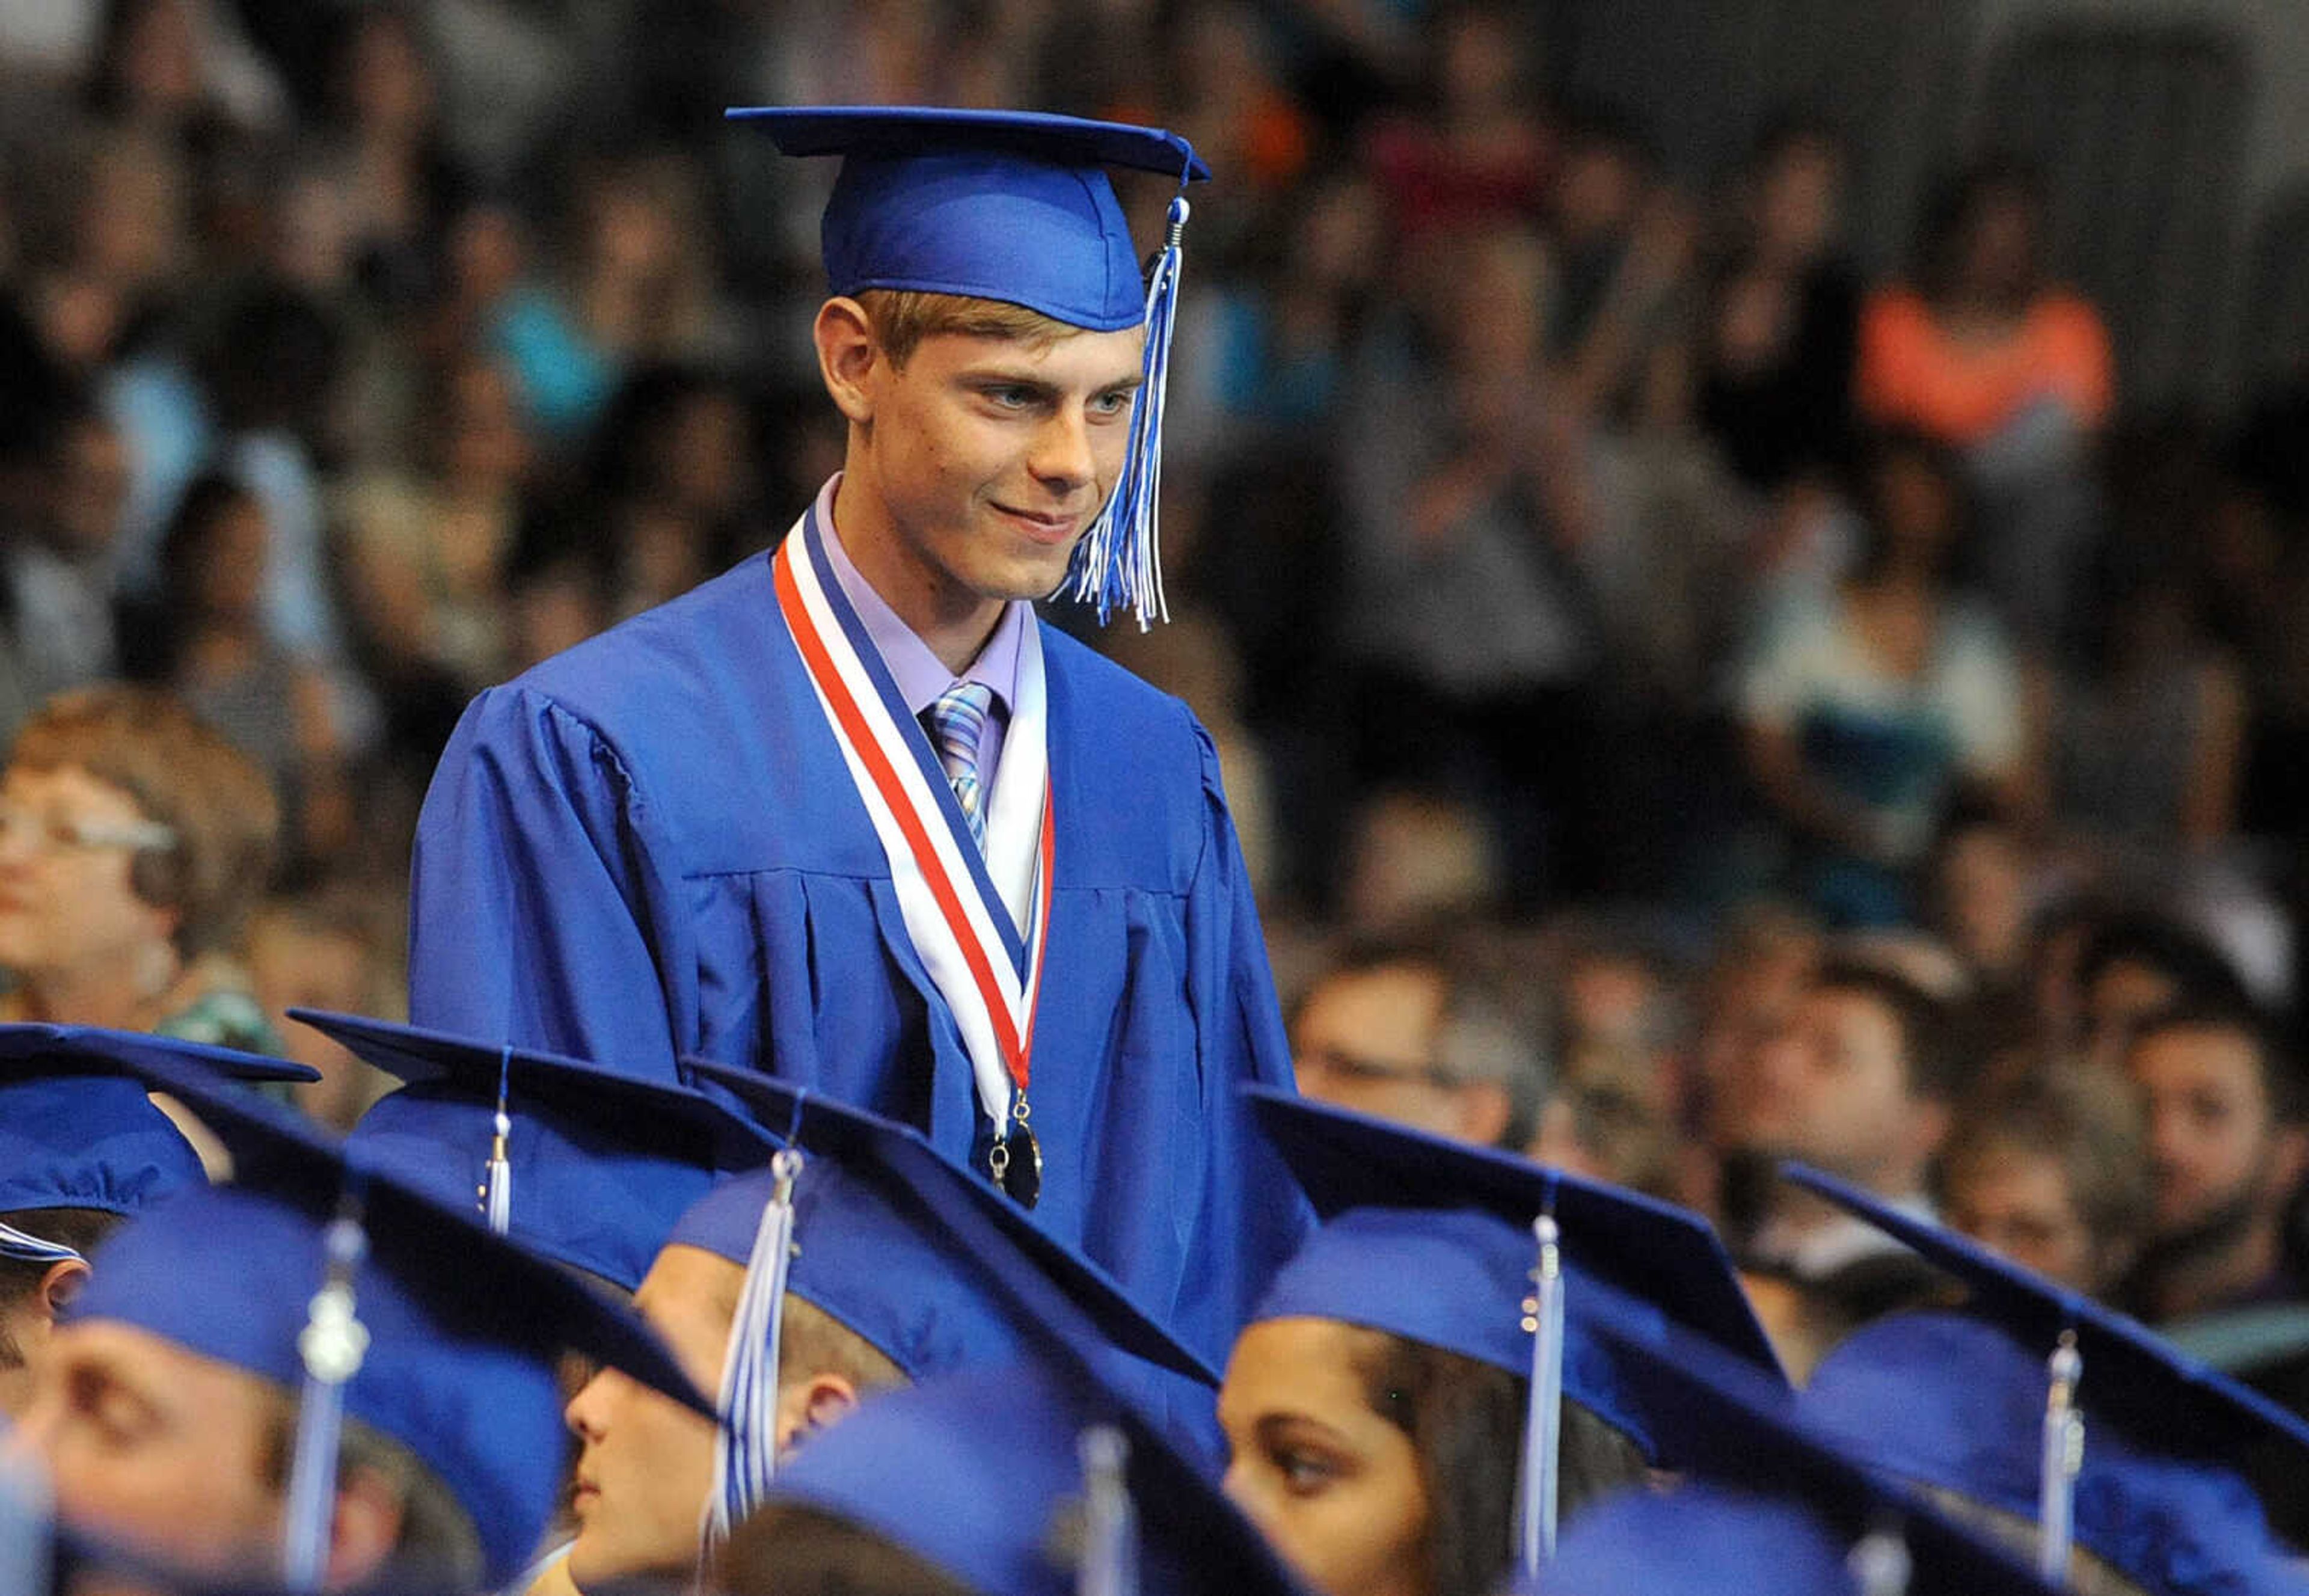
(1075, 1424, 1138, 1596)
(2038, 1331, 2084, 1582)
(281, 1196, 371, 1592)
(703, 1147, 804, 1553)
(1067, 195, 1189, 631)
(482, 1045, 514, 1236)
(0, 1220, 84, 1266)
(1517, 1205, 1566, 1577)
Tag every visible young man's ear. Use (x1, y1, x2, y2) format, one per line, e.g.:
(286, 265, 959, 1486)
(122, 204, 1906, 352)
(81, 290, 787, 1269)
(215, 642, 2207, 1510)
(773, 1370, 862, 1458)
(324, 1462, 409, 1591)
(814, 298, 881, 426)
(37, 1257, 88, 1322)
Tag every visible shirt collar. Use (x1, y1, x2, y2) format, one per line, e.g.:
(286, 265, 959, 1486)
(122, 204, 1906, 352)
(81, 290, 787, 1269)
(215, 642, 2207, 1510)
(817, 476, 1025, 719)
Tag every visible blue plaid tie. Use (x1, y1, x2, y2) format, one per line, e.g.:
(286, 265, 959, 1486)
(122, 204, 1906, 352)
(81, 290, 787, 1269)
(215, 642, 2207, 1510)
(924, 683, 995, 853)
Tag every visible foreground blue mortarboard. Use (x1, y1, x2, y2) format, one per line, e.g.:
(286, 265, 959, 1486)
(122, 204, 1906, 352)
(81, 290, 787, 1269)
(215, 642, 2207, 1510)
(677, 1062, 1218, 1540)
(755, 1358, 1308, 1596)
(726, 104, 1212, 625)
(1245, 1086, 1786, 1571)
(1785, 1163, 2309, 1596)
(0, 1025, 314, 1253)
(1533, 1283, 2061, 1596)
(304, 1008, 774, 1292)
(62, 1043, 712, 1592)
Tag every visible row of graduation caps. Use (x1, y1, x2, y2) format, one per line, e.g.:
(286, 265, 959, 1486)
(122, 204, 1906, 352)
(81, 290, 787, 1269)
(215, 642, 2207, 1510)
(4, 1005, 2305, 1596)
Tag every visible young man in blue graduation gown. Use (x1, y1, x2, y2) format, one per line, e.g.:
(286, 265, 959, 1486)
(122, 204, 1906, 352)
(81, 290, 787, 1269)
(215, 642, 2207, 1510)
(405, 108, 1303, 1366)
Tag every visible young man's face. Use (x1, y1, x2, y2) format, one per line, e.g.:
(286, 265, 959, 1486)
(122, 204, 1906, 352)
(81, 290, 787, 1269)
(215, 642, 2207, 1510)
(563, 1244, 737, 1588)
(9, 1319, 287, 1580)
(2131, 1025, 2291, 1242)
(1742, 986, 1925, 1187)
(851, 324, 1144, 610)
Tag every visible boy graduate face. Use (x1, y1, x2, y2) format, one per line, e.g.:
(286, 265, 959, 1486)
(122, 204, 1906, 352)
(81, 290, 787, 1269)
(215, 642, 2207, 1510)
(0, 1026, 314, 1419)
(734, 106, 1206, 660)
(7, 1037, 710, 1594)
(562, 1069, 1217, 1592)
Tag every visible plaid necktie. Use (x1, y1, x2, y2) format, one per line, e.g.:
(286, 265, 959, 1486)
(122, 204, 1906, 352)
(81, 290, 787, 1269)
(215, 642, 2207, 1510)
(923, 682, 995, 853)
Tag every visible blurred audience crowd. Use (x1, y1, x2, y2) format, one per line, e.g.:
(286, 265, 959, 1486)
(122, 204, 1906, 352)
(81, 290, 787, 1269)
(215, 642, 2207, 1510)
(4, 0, 2309, 1414)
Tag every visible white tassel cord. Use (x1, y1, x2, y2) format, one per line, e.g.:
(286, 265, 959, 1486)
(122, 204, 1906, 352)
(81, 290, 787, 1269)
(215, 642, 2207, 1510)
(282, 1208, 370, 1592)
(2038, 1331, 2084, 1583)
(1075, 1425, 1138, 1596)
(1518, 1211, 1565, 1577)
(702, 1148, 804, 1553)
(1067, 197, 1189, 630)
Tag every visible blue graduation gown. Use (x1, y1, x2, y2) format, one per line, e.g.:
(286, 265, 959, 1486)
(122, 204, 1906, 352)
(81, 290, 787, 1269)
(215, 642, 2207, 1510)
(408, 549, 1307, 1370)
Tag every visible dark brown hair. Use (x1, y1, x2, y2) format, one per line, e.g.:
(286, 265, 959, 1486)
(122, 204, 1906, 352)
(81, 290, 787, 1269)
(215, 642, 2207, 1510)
(710, 1503, 981, 1596)
(1352, 1329, 1646, 1596)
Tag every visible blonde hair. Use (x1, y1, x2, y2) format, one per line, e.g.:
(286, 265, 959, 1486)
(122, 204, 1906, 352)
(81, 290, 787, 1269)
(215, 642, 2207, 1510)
(854, 289, 1082, 369)
(10, 685, 278, 961)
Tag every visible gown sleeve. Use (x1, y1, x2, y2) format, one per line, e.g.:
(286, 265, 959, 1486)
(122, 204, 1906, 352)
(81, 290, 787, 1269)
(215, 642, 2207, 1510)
(406, 684, 696, 1081)
(1175, 718, 1313, 1358)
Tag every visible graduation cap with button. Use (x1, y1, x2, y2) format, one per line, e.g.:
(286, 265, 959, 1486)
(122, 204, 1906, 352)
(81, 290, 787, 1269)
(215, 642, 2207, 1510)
(1534, 1274, 2063, 1596)
(741, 1079, 1309, 1596)
(726, 105, 1210, 627)
(1784, 1163, 2309, 1596)
(1243, 1085, 1786, 1576)
(676, 1060, 1219, 1547)
(0, 1023, 314, 1267)
(302, 1008, 776, 1292)
(59, 1037, 713, 1593)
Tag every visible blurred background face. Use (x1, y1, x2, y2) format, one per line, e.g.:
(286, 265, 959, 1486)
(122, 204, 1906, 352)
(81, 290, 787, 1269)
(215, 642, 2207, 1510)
(1219, 1318, 1429, 1596)
(0, 764, 174, 983)
(1945, 1144, 2098, 1289)
(1291, 963, 1471, 1139)
(12, 1319, 285, 1580)
(1754, 138, 1841, 262)
(2130, 1025, 2283, 1241)
(1740, 986, 1915, 1182)
(1955, 186, 2038, 304)
(2085, 958, 2180, 1071)
(563, 1244, 733, 1588)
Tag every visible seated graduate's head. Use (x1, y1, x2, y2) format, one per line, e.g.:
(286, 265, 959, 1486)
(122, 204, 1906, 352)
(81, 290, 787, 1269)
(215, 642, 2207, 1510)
(0, 1033, 314, 1421)
(1221, 1090, 1788, 1596)
(10, 1037, 712, 1596)
(566, 1066, 1222, 1592)
(563, 1233, 904, 1590)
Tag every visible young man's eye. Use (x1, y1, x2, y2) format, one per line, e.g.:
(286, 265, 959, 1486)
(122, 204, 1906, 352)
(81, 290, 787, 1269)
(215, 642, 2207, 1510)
(981, 385, 1035, 409)
(1090, 390, 1135, 417)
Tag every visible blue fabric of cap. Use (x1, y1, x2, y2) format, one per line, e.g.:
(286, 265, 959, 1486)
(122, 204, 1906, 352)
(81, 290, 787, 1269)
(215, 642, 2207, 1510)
(308, 1009, 775, 1292)
(762, 1360, 1307, 1596)
(0, 1024, 314, 1218)
(58, 1045, 713, 1591)
(1781, 1163, 2309, 1469)
(1529, 1284, 2063, 1596)
(672, 1063, 1215, 1390)
(1243, 1086, 1782, 1458)
(725, 106, 1206, 331)
(1805, 1312, 2301, 1596)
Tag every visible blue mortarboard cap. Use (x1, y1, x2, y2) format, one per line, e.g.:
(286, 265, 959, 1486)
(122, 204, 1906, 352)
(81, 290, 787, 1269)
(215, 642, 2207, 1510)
(304, 1008, 775, 1292)
(0, 1024, 313, 1225)
(757, 1358, 1308, 1596)
(725, 106, 1205, 331)
(1245, 1085, 1784, 1459)
(1785, 1164, 2309, 1595)
(1531, 1281, 2061, 1596)
(62, 1045, 713, 1590)
(675, 1063, 1215, 1388)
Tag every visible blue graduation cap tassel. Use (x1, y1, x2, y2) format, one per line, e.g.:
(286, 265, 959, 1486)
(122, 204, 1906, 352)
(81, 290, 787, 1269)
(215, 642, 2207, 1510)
(0, 1218, 83, 1266)
(705, 1146, 805, 1552)
(282, 1189, 372, 1592)
(1075, 1424, 1138, 1596)
(1517, 1201, 1566, 1577)
(481, 1045, 514, 1236)
(1066, 195, 1189, 630)
(2037, 1330, 2084, 1582)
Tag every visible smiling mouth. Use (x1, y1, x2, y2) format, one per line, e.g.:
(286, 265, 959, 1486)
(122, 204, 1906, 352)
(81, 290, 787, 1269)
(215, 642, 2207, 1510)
(992, 504, 1080, 542)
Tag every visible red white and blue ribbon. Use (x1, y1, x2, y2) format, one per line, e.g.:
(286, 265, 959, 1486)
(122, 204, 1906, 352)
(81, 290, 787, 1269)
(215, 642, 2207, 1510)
(772, 481, 1054, 1146)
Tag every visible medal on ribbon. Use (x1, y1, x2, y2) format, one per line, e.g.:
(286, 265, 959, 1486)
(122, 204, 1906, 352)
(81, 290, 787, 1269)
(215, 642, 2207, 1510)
(773, 485, 1054, 1206)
